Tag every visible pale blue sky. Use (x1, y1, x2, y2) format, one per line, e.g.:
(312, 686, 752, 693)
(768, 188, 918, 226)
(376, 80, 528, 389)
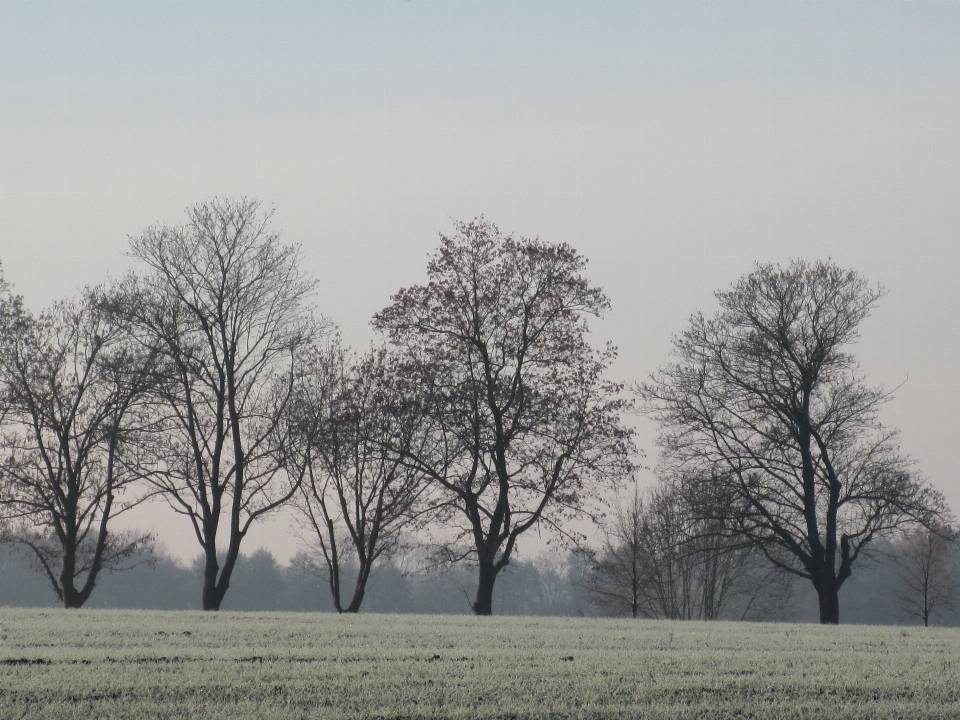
(2, 1, 959, 560)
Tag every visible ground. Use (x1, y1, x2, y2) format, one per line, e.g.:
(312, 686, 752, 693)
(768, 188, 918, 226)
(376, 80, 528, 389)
(1, 608, 957, 719)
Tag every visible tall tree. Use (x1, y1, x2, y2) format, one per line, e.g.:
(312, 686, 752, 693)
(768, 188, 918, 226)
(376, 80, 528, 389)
(0, 293, 155, 608)
(283, 340, 430, 613)
(894, 526, 958, 627)
(115, 197, 319, 610)
(640, 260, 950, 624)
(373, 218, 634, 615)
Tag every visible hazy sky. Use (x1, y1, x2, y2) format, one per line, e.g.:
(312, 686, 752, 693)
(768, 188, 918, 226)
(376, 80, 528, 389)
(2, 1, 959, 561)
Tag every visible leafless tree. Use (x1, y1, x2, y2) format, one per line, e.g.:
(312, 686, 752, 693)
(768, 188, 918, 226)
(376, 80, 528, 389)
(585, 488, 645, 618)
(373, 218, 634, 615)
(586, 479, 790, 621)
(640, 260, 951, 624)
(0, 293, 155, 608)
(895, 526, 958, 626)
(111, 197, 320, 610)
(282, 339, 431, 613)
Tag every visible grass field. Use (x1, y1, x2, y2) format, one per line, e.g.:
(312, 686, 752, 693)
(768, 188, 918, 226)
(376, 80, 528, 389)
(1, 608, 958, 719)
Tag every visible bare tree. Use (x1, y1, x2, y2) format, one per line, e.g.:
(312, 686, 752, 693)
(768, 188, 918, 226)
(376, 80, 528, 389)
(585, 488, 645, 618)
(640, 260, 950, 624)
(586, 479, 789, 621)
(895, 526, 958, 626)
(373, 218, 634, 615)
(113, 197, 320, 610)
(0, 293, 155, 608)
(676, 472, 796, 622)
(639, 482, 703, 619)
(282, 339, 430, 613)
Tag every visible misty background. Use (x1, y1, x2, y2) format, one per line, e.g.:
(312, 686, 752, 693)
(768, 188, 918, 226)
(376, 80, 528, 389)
(4, 542, 958, 627)
(1, 1, 959, 566)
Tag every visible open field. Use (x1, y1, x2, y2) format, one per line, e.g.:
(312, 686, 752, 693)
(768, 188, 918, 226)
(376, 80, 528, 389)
(1, 609, 958, 719)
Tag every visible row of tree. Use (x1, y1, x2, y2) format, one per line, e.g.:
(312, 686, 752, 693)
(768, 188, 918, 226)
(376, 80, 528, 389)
(0, 197, 953, 623)
(0, 546, 594, 617)
(0, 199, 632, 616)
(2, 535, 954, 626)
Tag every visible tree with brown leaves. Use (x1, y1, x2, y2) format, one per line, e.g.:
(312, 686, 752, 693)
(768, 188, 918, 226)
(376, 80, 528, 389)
(373, 218, 634, 615)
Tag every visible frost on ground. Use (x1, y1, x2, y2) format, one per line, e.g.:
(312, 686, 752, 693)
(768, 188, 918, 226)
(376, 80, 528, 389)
(0, 608, 957, 719)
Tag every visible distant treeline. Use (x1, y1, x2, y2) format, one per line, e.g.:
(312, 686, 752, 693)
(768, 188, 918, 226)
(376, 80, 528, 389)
(3, 543, 957, 627)
(0, 547, 592, 616)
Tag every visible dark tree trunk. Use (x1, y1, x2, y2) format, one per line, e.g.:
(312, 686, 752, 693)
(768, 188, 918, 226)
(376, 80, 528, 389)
(344, 586, 365, 613)
(472, 559, 498, 616)
(59, 545, 79, 609)
(58, 538, 99, 609)
(343, 596, 363, 613)
(61, 573, 100, 609)
(327, 559, 344, 614)
(817, 585, 840, 624)
(343, 560, 373, 613)
(202, 549, 227, 611)
(63, 492, 115, 609)
(813, 535, 852, 624)
(61, 579, 84, 610)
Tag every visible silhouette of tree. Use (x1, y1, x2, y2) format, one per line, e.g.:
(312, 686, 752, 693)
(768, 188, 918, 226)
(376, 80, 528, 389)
(373, 218, 634, 615)
(111, 197, 321, 610)
(282, 339, 430, 613)
(0, 292, 155, 607)
(641, 260, 951, 624)
(586, 479, 791, 620)
(895, 526, 958, 626)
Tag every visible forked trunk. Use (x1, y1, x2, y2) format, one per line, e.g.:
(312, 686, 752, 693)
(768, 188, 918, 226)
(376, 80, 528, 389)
(344, 586, 366, 614)
(58, 542, 97, 609)
(61, 584, 84, 610)
(343, 560, 373, 613)
(202, 552, 226, 611)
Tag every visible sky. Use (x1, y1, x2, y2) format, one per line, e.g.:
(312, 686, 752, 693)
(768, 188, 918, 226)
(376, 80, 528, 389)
(2, 1, 959, 563)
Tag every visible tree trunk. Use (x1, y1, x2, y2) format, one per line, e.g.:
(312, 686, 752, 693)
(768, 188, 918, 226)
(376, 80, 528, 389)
(328, 562, 344, 614)
(60, 547, 80, 609)
(344, 561, 372, 613)
(62, 574, 99, 609)
(202, 552, 224, 611)
(61, 583, 84, 609)
(58, 541, 98, 609)
(817, 585, 840, 624)
(472, 560, 498, 616)
(344, 585, 366, 613)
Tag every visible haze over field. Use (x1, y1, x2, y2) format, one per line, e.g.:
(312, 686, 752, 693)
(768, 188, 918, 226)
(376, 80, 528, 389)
(2, 1, 958, 561)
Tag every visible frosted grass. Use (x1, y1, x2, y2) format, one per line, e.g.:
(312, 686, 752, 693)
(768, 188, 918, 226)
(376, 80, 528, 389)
(1, 608, 958, 718)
